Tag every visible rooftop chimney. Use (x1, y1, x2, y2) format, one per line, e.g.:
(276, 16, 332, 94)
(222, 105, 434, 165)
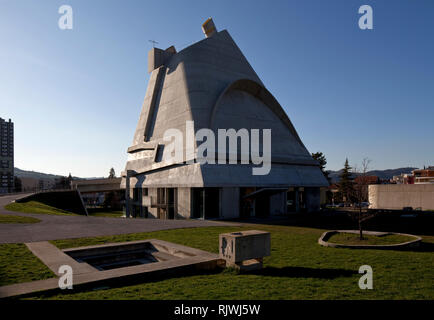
(202, 18, 217, 38)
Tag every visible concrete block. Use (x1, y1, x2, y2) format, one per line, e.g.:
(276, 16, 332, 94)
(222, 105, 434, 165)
(219, 230, 270, 268)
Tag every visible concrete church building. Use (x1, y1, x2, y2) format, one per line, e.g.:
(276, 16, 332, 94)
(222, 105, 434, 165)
(122, 19, 328, 219)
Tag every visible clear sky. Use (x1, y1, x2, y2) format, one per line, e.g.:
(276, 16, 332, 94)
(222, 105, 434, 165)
(1, 0, 433, 177)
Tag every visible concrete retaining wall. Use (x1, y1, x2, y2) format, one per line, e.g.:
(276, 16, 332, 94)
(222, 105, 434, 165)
(16, 190, 87, 215)
(369, 184, 434, 211)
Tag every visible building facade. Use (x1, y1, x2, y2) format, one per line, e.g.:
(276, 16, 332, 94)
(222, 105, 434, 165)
(0, 118, 14, 193)
(122, 20, 328, 219)
(392, 167, 434, 185)
(412, 167, 434, 184)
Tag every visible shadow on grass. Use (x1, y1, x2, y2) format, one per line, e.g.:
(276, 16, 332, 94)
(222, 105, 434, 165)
(224, 211, 434, 236)
(407, 241, 434, 253)
(247, 266, 356, 279)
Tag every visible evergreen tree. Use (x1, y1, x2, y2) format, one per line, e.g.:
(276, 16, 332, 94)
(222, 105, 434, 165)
(338, 158, 354, 203)
(312, 151, 331, 183)
(109, 168, 116, 179)
(66, 173, 73, 187)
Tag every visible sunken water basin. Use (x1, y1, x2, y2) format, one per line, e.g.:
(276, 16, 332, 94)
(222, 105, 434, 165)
(0, 239, 221, 298)
(62, 239, 220, 273)
(64, 241, 189, 270)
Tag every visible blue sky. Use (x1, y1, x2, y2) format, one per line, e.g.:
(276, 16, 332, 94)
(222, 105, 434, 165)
(1, 0, 433, 177)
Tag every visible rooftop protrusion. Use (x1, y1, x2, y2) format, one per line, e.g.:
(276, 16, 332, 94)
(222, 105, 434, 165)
(202, 17, 217, 38)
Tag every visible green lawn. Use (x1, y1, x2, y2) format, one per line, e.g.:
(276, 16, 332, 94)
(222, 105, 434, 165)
(0, 214, 40, 224)
(0, 244, 55, 286)
(87, 210, 124, 218)
(5, 201, 76, 216)
(11, 224, 431, 300)
(5, 201, 123, 218)
(328, 232, 416, 245)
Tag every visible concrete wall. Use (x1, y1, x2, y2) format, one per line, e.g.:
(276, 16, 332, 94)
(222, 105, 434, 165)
(369, 184, 434, 211)
(220, 187, 240, 219)
(72, 178, 123, 193)
(16, 190, 87, 215)
(177, 187, 191, 219)
(147, 188, 158, 218)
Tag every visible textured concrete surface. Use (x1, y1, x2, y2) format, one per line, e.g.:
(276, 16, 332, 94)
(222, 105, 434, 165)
(71, 178, 123, 193)
(219, 230, 270, 263)
(369, 184, 434, 211)
(0, 194, 238, 243)
(123, 28, 328, 187)
(120, 25, 328, 219)
(26, 241, 97, 275)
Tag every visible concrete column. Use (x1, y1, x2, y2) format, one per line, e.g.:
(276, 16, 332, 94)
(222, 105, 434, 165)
(295, 187, 300, 212)
(177, 188, 191, 219)
(125, 171, 131, 218)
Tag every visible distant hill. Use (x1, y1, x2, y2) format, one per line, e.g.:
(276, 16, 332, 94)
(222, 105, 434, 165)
(13, 168, 105, 192)
(15, 166, 418, 185)
(328, 167, 418, 183)
(14, 168, 102, 181)
(14, 168, 63, 180)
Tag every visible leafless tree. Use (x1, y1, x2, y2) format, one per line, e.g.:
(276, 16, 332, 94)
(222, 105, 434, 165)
(350, 158, 377, 240)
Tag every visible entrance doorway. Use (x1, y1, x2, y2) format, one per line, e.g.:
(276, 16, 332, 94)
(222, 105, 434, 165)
(192, 188, 220, 219)
(156, 188, 177, 219)
(255, 195, 270, 218)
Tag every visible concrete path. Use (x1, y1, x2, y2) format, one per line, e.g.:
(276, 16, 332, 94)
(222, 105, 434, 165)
(0, 194, 238, 243)
(26, 241, 97, 275)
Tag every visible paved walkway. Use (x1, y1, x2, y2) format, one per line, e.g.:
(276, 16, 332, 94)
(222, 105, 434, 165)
(0, 194, 238, 243)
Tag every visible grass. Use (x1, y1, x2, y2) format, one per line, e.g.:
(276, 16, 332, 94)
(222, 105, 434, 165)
(328, 232, 416, 245)
(87, 209, 124, 218)
(5, 201, 123, 218)
(5, 201, 76, 216)
(0, 244, 55, 286)
(14, 224, 432, 300)
(0, 214, 40, 224)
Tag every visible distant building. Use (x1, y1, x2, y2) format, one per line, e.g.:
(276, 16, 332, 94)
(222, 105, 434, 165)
(391, 174, 411, 184)
(354, 175, 380, 185)
(0, 118, 14, 193)
(370, 167, 434, 210)
(38, 179, 54, 191)
(412, 167, 434, 184)
(391, 167, 434, 185)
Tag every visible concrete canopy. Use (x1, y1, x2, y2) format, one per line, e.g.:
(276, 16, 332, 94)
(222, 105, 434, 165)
(122, 28, 328, 189)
